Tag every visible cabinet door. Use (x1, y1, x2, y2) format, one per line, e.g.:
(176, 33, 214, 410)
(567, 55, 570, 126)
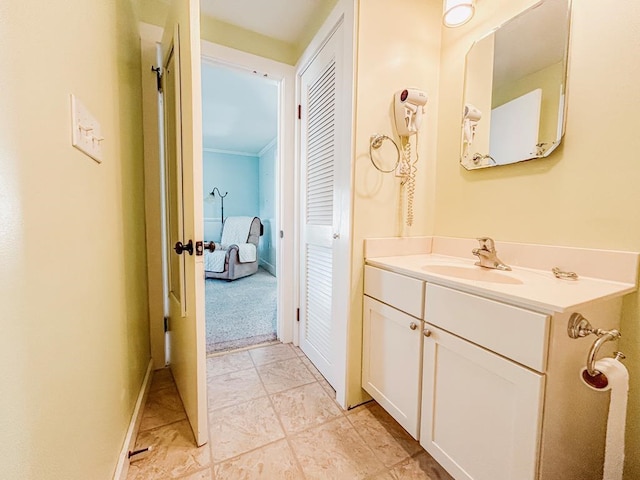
(362, 296, 423, 439)
(421, 325, 544, 480)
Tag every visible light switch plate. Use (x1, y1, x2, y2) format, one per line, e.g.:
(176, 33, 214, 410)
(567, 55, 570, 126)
(71, 94, 103, 163)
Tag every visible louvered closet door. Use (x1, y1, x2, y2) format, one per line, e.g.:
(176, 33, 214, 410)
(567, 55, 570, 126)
(299, 25, 343, 390)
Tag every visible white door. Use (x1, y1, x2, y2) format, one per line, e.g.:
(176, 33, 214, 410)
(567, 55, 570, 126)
(161, 0, 207, 446)
(489, 89, 542, 164)
(298, 22, 349, 394)
(362, 297, 423, 439)
(421, 325, 544, 480)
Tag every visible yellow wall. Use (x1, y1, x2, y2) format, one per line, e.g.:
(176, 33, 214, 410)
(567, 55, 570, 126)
(135, 0, 338, 66)
(0, 0, 150, 478)
(135, 0, 169, 27)
(347, 0, 442, 406)
(136, 0, 295, 64)
(199, 15, 297, 65)
(434, 0, 640, 477)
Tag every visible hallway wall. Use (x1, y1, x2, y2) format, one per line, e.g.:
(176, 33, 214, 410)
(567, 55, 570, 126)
(0, 0, 150, 478)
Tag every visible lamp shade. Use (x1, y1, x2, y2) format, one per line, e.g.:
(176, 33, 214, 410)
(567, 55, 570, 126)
(443, 0, 476, 27)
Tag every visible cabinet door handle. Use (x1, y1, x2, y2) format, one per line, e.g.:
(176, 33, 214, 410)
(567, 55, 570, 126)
(409, 322, 418, 330)
(423, 329, 432, 337)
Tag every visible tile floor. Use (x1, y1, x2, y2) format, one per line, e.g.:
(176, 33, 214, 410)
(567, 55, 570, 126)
(126, 342, 453, 480)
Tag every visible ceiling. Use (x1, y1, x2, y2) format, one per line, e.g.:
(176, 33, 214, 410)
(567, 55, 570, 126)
(200, 0, 327, 44)
(201, 62, 278, 155)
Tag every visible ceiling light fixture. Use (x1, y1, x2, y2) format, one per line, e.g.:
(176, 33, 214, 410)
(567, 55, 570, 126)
(443, 0, 476, 28)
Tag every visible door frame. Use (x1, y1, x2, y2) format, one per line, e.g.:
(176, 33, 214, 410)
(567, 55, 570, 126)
(140, 26, 297, 369)
(200, 41, 297, 344)
(139, 22, 169, 369)
(295, 0, 357, 408)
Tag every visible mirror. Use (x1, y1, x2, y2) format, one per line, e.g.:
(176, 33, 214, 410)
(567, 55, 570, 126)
(461, 0, 571, 169)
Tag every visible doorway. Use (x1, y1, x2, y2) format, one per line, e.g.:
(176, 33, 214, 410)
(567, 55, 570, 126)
(199, 41, 296, 353)
(201, 62, 278, 353)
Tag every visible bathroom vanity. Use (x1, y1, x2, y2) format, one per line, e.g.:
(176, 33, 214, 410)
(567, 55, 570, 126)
(362, 237, 638, 480)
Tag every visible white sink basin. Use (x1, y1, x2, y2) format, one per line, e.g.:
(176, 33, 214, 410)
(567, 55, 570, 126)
(366, 250, 638, 313)
(421, 264, 523, 285)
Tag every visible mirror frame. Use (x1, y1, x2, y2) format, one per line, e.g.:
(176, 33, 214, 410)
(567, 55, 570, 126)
(460, 0, 573, 170)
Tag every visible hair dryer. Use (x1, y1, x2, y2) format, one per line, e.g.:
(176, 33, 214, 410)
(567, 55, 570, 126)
(462, 103, 482, 146)
(394, 88, 428, 137)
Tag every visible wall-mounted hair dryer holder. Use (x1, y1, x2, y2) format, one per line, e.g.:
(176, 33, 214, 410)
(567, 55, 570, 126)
(568, 312, 625, 389)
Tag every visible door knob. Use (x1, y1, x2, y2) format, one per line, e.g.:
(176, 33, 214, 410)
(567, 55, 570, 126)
(423, 329, 432, 337)
(195, 241, 215, 256)
(174, 240, 194, 256)
(409, 322, 418, 330)
(333, 233, 340, 239)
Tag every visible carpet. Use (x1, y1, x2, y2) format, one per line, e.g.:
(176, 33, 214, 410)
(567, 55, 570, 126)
(205, 267, 277, 354)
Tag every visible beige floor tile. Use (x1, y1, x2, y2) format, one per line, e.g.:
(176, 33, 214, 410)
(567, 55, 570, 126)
(348, 403, 422, 467)
(132, 347, 453, 480)
(139, 383, 187, 431)
(214, 439, 305, 479)
(291, 345, 306, 357)
(300, 356, 325, 381)
(149, 368, 175, 393)
(271, 382, 343, 434)
(318, 377, 340, 407)
(176, 467, 213, 479)
(207, 367, 267, 411)
(248, 343, 296, 365)
(319, 377, 336, 395)
(208, 396, 285, 463)
(300, 357, 342, 409)
(365, 470, 395, 480)
(290, 417, 385, 480)
(126, 420, 210, 480)
(206, 350, 253, 377)
(256, 357, 316, 394)
(379, 452, 455, 480)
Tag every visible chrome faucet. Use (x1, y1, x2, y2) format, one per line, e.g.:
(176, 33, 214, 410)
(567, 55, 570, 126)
(472, 237, 512, 271)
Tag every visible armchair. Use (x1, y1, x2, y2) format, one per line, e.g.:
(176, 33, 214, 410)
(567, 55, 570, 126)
(204, 216, 262, 281)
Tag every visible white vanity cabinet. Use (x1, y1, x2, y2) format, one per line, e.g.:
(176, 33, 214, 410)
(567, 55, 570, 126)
(362, 266, 425, 438)
(420, 284, 548, 480)
(363, 239, 637, 480)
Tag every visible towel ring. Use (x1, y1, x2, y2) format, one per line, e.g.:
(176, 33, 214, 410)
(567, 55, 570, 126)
(369, 134, 400, 173)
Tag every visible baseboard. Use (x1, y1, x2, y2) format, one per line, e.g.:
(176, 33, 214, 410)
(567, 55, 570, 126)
(113, 359, 154, 480)
(259, 260, 276, 276)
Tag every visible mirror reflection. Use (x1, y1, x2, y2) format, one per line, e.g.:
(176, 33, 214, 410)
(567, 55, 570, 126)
(461, 0, 571, 170)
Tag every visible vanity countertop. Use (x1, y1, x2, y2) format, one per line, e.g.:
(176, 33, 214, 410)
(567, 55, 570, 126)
(366, 253, 636, 314)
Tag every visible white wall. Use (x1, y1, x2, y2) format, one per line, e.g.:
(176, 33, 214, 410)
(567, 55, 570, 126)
(0, 0, 150, 478)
